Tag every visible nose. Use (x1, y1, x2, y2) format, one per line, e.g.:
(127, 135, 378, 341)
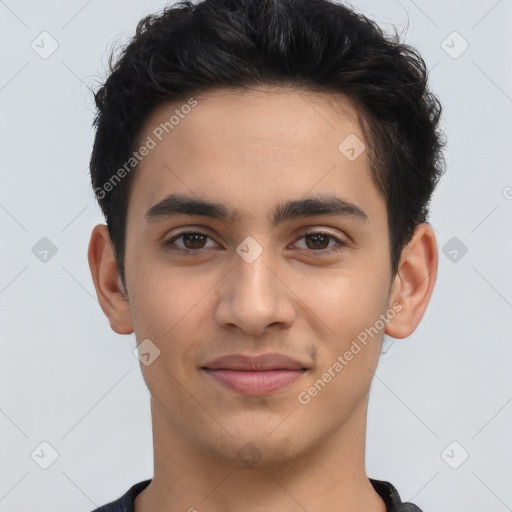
(213, 245, 296, 336)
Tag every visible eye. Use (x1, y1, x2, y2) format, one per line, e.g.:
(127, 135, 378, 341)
(163, 230, 218, 255)
(163, 229, 348, 256)
(292, 230, 348, 255)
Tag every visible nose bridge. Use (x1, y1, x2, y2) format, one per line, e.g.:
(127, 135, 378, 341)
(238, 249, 276, 303)
(214, 242, 295, 334)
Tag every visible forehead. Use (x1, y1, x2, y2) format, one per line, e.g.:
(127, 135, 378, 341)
(145, 86, 361, 149)
(126, 86, 385, 231)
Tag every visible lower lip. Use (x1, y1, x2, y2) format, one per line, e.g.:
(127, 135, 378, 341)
(202, 369, 305, 395)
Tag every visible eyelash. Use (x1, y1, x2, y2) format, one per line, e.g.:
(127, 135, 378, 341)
(163, 229, 348, 256)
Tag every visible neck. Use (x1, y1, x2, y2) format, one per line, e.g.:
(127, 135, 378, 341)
(135, 395, 386, 512)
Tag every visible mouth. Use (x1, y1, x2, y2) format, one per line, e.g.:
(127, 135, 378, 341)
(201, 352, 308, 396)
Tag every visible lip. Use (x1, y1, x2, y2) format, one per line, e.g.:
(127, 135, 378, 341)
(201, 353, 308, 396)
(202, 352, 307, 371)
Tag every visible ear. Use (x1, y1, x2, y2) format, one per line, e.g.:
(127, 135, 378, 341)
(87, 224, 134, 335)
(385, 223, 438, 339)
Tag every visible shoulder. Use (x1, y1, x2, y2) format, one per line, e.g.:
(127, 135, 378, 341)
(88, 479, 152, 512)
(369, 478, 424, 512)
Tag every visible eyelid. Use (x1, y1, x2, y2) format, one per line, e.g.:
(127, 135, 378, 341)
(298, 227, 346, 241)
(164, 224, 347, 241)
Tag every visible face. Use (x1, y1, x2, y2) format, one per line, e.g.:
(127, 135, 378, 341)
(122, 86, 397, 467)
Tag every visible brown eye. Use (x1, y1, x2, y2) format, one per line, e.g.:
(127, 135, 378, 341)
(293, 230, 348, 255)
(180, 232, 208, 249)
(163, 229, 348, 256)
(164, 230, 217, 254)
(304, 233, 330, 250)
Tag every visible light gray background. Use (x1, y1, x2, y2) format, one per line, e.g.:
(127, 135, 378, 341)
(1, 0, 511, 511)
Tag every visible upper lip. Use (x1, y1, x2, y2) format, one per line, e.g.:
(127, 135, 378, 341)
(202, 352, 307, 371)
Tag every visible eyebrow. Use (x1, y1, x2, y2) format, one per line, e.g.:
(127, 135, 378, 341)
(143, 192, 369, 226)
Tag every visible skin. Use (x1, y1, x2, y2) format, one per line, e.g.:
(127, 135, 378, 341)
(88, 86, 438, 512)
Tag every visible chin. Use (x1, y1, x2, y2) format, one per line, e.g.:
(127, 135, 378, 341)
(201, 427, 307, 469)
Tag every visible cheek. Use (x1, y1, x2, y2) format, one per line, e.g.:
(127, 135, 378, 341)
(129, 261, 208, 336)
(297, 267, 389, 393)
(129, 268, 216, 380)
(298, 267, 388, 332)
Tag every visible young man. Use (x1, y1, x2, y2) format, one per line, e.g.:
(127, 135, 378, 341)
(87, 0, 445, 510)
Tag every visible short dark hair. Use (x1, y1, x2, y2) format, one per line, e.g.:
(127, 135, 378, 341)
(90, 0, 446, 291)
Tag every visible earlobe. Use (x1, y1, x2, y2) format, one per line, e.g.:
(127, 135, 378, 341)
(385, 223, 438, 340)
(87, 224, 134, 335)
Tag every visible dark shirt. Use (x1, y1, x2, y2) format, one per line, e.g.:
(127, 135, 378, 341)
(89, 478, 423, 511)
